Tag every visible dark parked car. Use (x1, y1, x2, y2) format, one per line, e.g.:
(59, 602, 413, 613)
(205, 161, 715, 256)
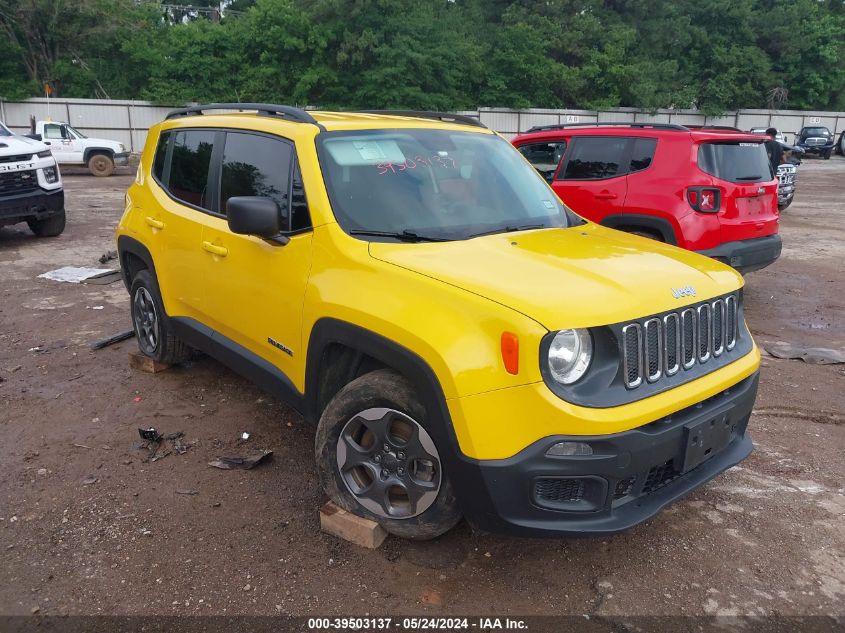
(794, 126, 835, 159)
(836, 129, 845, 156)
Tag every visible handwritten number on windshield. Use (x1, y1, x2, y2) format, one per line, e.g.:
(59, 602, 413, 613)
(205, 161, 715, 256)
(376, 155, 457, 175)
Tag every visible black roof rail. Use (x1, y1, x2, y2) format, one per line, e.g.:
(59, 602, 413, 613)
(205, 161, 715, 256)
(525, 121, 689, 133)
(359, 110, 487, 129)
(165, 103, 324, 129)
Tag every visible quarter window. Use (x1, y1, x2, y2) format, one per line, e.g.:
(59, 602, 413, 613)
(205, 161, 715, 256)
(559, 137, 628, 180)
(629, 138, 657, 173)
(518, 141, 567, 182)
(153, 131, 169, 182)
(168, 130, 215, 210)
(221, 132, 293, 223)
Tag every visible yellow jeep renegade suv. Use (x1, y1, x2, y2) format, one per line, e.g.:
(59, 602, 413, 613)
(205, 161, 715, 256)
(116, 104, 760, 539)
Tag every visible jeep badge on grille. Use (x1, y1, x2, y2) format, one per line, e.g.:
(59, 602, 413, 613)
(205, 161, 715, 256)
(672, 286, 696, 299)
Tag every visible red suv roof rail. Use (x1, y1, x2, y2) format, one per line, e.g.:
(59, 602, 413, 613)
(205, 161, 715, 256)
(685, 125, 743, 133)
(526, 122, 689, 133)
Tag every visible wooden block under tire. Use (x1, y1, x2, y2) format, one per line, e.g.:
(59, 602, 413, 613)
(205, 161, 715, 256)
(129, 351, 171, 374)
(320, 501, 387, 549)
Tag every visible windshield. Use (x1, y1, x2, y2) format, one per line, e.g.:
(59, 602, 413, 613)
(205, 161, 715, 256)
(803, 127, 830, 137)
(316, 129, 573, 242)
(0, 122, 12, 137)
(698, 142, 773, 183)
(67, 125, 87, 139)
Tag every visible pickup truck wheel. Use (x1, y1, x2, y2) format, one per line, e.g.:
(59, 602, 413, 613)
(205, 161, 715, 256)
(88, 153, 115, 177)
(316, 369, 461, 540)
(27, 209, 66, 237)
(129, 269, 191, 364)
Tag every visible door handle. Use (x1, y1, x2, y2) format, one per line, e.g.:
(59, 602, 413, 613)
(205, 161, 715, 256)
(202, 241, 228, 257)
(145, 216, 165, 229)
(594, 191, 618, 200)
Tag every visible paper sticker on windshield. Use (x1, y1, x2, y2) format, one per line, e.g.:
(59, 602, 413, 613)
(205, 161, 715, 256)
(325, 139, 405, 166)
(542, 200, 555, 209)
(739, 143, 758, 147)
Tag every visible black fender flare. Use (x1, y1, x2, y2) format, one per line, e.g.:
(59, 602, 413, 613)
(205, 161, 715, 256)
(600, 214, 678, 245)
(303, 318, 492, 516)
(83, 147, 115, 164)
(117, 235, 157, 291)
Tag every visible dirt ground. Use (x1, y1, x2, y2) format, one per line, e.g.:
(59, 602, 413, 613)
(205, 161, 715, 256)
(1, 159, 843, 620)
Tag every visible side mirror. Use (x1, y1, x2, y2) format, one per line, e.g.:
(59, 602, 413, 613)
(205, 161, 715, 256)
(226, 196, 287, 243)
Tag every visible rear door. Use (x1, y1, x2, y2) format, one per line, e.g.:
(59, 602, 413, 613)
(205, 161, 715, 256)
(697, 141, 779, 243)
(551, 136, 629, 223)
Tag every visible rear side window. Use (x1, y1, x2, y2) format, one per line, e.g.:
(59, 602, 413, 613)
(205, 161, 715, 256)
(518, 141, 566, 182)
(698, 142, 772, 183)
(559, 137, 628, 180)
(221, 132, 299, 229)
(629, 138, 657, 173)
(168, 130, 215, 210)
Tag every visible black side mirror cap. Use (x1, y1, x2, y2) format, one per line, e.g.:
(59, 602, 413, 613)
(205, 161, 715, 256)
(226, 196, 288, 244)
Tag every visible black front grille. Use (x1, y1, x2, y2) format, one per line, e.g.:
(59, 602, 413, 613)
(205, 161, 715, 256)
(642, 459, 681, 495)
(534, 478, 585, 503)
(0, 153, 34, 164)
(0, 170, 39, 196)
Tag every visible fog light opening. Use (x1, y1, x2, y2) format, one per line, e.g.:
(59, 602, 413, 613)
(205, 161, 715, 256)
(546, 441, 593, 457)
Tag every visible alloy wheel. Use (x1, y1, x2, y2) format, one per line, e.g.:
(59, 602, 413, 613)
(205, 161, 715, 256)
(133, 286, 159, 354)
(336, 407, 441, 519)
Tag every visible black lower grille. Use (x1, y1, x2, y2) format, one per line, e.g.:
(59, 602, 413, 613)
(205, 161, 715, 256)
(642, 459, 681, 495)
(613, 476, 636, 499)
(534, 478, 585, 503)
(0, 170, 39, 196)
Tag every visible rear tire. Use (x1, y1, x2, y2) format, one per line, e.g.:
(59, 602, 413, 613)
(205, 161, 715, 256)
(88, 153, 115, 177)
(315, 369, 461, 540)
(27, 209, 66, 237)
(778, 198, 793, 211)
(129, 269, 191, 364)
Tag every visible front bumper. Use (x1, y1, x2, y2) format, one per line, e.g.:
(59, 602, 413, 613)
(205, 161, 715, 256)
(113, 152, 130, 165)
(0, 188, 64, 227)
(456, 372, 757, 537)
(697, 234, 782, 274)
(797, 142, 834, 156)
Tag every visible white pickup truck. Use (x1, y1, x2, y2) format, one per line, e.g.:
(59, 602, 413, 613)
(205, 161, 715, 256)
(0, 120, 65, 237)
(28, 119, 129, 177)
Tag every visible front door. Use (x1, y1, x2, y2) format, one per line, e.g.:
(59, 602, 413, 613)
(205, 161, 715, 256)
(551, 136, 629, 224)
(200, 130, 313, 387)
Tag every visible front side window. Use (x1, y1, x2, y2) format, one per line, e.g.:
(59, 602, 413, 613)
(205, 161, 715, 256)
(317, 129, 572, 241)
(698, 142, 772, 182)
(153, 131, 169, 182)
(518, 141, 567, 182)
(220, 132, 292, 222)
(168, 129, 215, 210)
(559, 137, 628, 180)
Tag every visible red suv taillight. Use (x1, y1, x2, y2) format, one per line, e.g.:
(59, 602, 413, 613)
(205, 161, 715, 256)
(687, 186, 721, 213)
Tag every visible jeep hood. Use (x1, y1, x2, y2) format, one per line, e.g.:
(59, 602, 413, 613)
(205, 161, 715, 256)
(368, 224, 742, 330)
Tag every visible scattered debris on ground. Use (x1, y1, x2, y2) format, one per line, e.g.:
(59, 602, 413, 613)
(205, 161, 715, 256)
(764, 342, 845, 364)
(208, 449, 273, 470)
(38, 266, 114, 283)
(90, 329, 134, 350)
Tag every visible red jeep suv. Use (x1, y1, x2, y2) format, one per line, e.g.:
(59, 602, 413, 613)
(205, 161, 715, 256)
(512, 123, 781, 273)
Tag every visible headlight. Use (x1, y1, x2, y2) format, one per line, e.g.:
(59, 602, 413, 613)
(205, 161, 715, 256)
(547, 329, 592, 384)
(42, 164, 59, 183)
(37, 150, 52, 158)
(119, 143, 126, 152)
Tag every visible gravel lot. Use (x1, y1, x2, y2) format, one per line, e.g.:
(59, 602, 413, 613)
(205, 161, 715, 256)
(1, 159, 843, 619)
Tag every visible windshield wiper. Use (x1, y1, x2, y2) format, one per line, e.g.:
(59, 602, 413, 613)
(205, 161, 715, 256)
(467, 223, 547, 239)
(735, 175, 764, 180)
(349, 229, 450, 243)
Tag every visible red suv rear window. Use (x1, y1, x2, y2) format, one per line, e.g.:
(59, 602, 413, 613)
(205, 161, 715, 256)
(697, 142, 772, 183)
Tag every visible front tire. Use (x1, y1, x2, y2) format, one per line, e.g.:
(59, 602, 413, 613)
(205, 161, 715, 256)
(88, 153, 115, 177)
(27, 209, 66, 237)
(129, 269, 191, 364)
(315, 369, 461, 540)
